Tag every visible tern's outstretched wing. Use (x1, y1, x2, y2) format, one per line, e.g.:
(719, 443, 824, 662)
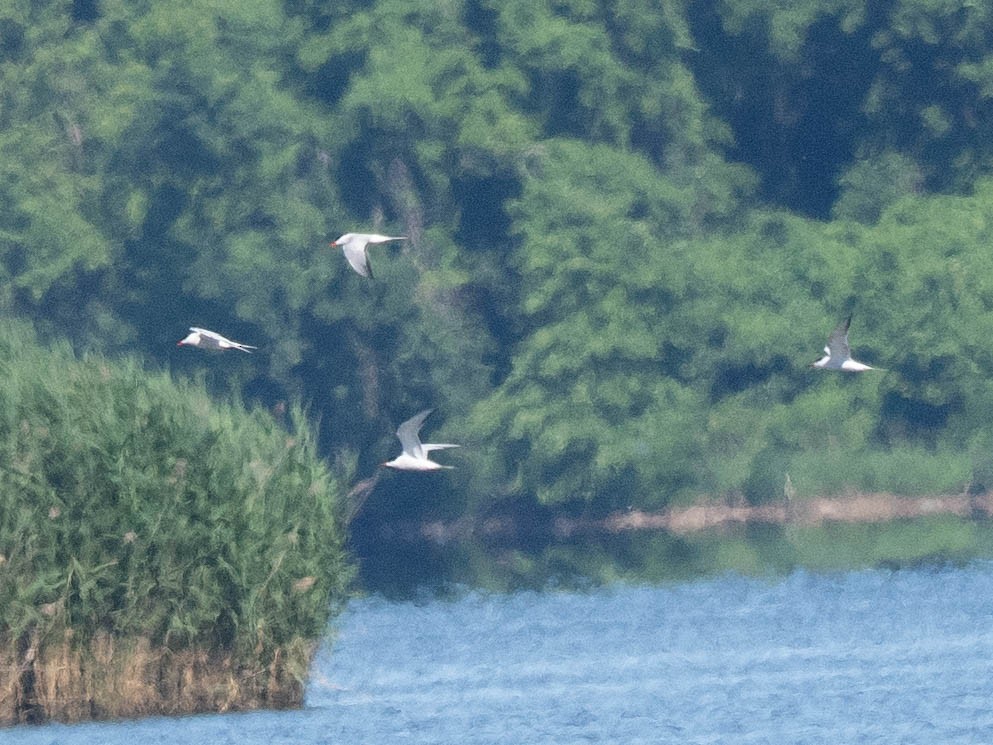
(396, 409, 433, 459)
(342, 242, 373, 278)
(826, 316, 852, 360)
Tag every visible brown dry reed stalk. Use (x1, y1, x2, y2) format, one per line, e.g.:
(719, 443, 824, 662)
(0, 630, 317, 724)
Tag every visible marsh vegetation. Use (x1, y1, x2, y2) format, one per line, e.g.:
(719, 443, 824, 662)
(0, 323, 351, 723)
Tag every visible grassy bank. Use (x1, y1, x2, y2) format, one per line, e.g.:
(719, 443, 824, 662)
(0, 323, 352, 724)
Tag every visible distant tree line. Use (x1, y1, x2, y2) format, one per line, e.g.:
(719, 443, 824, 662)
(3, 0, 993, 521)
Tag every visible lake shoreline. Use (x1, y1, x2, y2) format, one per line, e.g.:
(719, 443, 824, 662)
(397, 492, 993, 545)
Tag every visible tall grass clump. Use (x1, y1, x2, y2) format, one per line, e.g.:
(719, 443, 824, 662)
(0, 322, 352, 724)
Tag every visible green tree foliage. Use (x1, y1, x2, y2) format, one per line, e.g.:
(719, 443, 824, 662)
(465, 139, 748, 508)
(833, 151, 922, 223)
(688, 0, 993, 214)
(0, 3, 120, 320)
(0, 0, 496, 465)
(2, 0, 993, 531)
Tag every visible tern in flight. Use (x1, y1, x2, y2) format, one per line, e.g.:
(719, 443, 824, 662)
(382, 409, 459, 471)
(330, 233, 406, 278)
(810, 316, 874, 371)
(176, 327, 257, 353)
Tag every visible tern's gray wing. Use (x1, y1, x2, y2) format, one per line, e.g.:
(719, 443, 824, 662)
(826, 316, 852, 359)
(396, 409, 433, 459)
(342, 242, 373, 278)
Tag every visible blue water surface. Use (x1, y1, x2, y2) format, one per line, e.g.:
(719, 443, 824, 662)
(5, 564, 993, 744)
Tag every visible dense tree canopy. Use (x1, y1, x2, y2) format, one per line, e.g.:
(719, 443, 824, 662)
(3, 0, 993, 520)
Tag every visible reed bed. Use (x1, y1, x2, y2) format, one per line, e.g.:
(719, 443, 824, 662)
(0, 322, 352, 724)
